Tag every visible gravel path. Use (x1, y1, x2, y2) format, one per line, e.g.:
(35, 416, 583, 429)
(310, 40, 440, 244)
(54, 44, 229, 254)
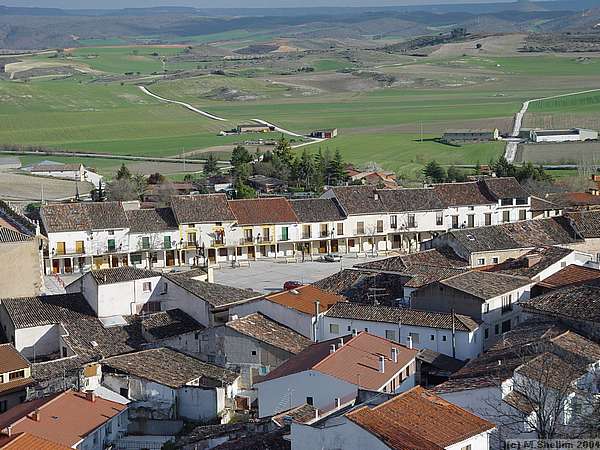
(138, 85, 228, 121)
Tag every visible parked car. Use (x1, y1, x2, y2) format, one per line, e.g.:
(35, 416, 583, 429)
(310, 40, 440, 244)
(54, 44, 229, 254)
(283, 280, 302, 290)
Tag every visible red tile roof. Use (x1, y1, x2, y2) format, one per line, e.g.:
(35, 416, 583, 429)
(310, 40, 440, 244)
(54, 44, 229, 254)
(0, 344, 30, 374)
(0, 390, 126, 447)
(538, 265, 600, 289)
(0, 433, 71, 450)
(228, 198, 298, 225)
(346, 386, 495, 450)
(265, 285, 346, 316)
(256, 332, 417, 391)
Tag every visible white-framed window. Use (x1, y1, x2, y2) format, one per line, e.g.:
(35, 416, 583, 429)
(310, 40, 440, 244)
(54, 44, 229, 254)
(142, 282, 152, 292)
(477, 258, 485, 266)
(329, 323, 340, 334)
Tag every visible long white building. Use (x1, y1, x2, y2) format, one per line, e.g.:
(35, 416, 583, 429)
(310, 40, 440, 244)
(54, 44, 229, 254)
(40, 177, 533, 274)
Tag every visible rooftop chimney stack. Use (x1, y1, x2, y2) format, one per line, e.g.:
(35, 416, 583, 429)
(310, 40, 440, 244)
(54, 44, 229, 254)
(407, 335, 413, 349)
(314, 300, 320, 317)
(31, 409, 40, 422)
(391, 347, 398, 363)
(330, 344, 336, 354)
(339, 338, 344, 348)
(352, 329, 358, 336)
(379, 355, 385, 373)
(85, 391, 97, 403)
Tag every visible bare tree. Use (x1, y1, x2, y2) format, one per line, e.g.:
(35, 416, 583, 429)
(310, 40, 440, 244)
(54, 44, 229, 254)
(487, 346, 600, 443)
(107, 178, 137, 201)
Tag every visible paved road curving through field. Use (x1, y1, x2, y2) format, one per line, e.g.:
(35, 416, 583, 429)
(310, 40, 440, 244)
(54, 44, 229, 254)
(505, 88, 600, 163)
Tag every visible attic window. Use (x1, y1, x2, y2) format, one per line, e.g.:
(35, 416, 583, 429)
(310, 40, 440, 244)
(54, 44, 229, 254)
(466, 234, 475, 241)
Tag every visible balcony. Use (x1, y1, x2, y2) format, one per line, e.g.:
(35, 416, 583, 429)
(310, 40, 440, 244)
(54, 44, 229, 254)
(301, 233, 312, 240)
(320, 231, 330, 238)
(239, 238, 254, 246)
(183, 241, 199, 249)
(211, 239, 226, 248)
(257, 237, 273, 245)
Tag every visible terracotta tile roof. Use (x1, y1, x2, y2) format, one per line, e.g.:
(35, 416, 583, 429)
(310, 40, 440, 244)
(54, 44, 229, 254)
(531, 195, 559, 212)
(226, 313, 312, 354)
(521, 284, 600, 323)
(444, 217, 579, 253)
(289, 198, 346, 223)
(265, 285, 346, 316)
(257, 332, 417, 391)
(102, 347, 239, 388)
(433, 320, 600, 395)
(313, 269, 406, 304)
(0, 377, 34, 396)
(483, 246, 573, 279)
(566, 210, 600, 238)
(0, 432, 71, 450)
(137, 309, 204, 340)
(40, 202, 128, 233)
(0, 390, 126, 448)
(228, 198, 298, 225)
(30, 163, 81, 172)
(537, 265, 600, 289)
(170, 194, 236, 224)
(346, 386, 495, 450)
(433, 181, 495, 207)
(0, 293, 145, 382)
(125, 207, 178, 233)
(165, 272, 258, 308)
(546, 192, 600, 208)
(88, 266, 161, 285)
(440, 271, 530, 300)
(0, 343, 30, 374)
(503, 390, 535, 415)
(482, 177, 529, 200)
(272, 403, 319, 427)
(325, 303, 481, 332)
(329, 185, 386, 215)
(378, 188, 444, 212)
(0, 227, 33, 243)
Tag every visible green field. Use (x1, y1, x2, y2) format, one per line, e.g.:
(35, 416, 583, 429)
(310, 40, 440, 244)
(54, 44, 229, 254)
(2, 47, 599, 180)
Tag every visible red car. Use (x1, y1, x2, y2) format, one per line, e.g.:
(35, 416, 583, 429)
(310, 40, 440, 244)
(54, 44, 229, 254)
(283, 280, 302, 290)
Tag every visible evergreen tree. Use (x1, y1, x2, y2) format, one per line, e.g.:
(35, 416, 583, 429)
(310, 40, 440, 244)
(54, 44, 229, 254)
(203, 153, 219, 176)
(330, 148, 346, 186)
(274, 135, 293, 167)
(231, 145, 252, 167)
(116, 163, 131, 180)
(446, 165, 467, 182)
(422, 160, 446, 183)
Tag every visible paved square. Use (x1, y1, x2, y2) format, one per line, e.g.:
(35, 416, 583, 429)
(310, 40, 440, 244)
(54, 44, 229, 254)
(213, 255, 386, 294)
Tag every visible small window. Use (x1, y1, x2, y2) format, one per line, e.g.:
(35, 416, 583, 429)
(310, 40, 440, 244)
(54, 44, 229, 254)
(519, 209, 527, 221)
(405, 366, 410, 377)
(430, 335, 435, 341)
(107, 239, 116, 252)
(120, 387, 129, 398)
(306, 396, 313, 406)
(442, 335, 447, 342)
(407, 214, 416, 228)
(9, 370, 25, 380)
(130, 253, 142, 264)
(364, 327, 368, 332)
(390, 215, 397, 229)
(329, 324, 340, 334)
(251, 350, 257, 356)
(347, 325, 352, 331)
(357, 222, 365, 235)
(477, 258, 485, 266)
(492, 257, 499, 264)
(485, 213, 492, 226)
(108, 230, 115, 236)
(143, 282, 152, 292)
(503, 210, 510, 223)
(376, 220, 384, 233)
(141, 236, 150, 250)
(337, 223, 344, 235)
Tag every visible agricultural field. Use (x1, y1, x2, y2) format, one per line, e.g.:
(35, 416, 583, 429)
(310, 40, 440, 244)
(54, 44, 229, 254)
(524, 90, 600, 130)
(516, 142, 600, 165)
(1, 40, 600, 180)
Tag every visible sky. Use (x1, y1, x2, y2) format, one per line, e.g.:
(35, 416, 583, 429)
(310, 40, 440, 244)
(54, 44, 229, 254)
(4, 0, 522, 9)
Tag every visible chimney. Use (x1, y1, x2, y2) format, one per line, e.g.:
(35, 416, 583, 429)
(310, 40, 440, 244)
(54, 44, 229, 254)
(85, 391, 96, 403)
(352, 329, 358, 336)
(525, 254, 542, 268)
(590, 188, 600, 196)
(391, 347, 398, 363)
(6, 425, 12, 437)
(407, 335, 413, 349)
(330, 344, 336, 354)
(379, 355, 385, 373)
(339, 338, 344, 348)
(30, 409, 40, 422)
(335, 398, 341, 408)
(374, 192, 379, 201)
(314, 300, 320, 317)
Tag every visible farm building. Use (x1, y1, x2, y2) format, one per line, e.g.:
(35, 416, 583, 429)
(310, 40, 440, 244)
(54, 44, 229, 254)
(237, 124, 274, 133)
(26, 161, 103, 189)
(530, 128, 598, 143)
(310, 128, 338, 139)
(442, 129, 499, 142)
